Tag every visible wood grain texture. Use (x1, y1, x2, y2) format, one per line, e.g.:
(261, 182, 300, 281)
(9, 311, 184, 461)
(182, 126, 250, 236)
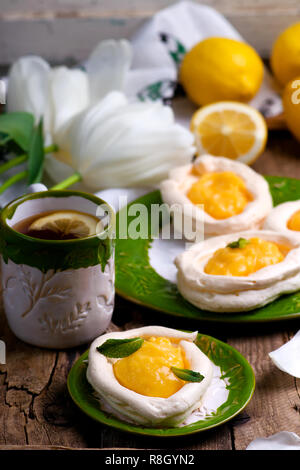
(0, 0, 300, 64)
(230, 128, 300, 446)
(253, 131, 300, 179)
(1, 0, 300, 17)
(228, 328, 300, 449)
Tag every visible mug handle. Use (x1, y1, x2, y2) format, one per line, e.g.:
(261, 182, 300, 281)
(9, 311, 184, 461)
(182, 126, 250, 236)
(27, 183, 48, 193)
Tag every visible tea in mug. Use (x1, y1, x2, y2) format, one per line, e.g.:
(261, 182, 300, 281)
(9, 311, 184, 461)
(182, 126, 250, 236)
(13, 210, 100, 240)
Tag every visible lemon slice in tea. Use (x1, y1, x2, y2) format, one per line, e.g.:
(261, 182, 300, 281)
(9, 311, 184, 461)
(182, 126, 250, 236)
(29, 210, 99, 239)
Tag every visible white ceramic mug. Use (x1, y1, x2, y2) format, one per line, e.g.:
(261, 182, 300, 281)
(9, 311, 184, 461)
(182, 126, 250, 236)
(0, 189, 115, 349)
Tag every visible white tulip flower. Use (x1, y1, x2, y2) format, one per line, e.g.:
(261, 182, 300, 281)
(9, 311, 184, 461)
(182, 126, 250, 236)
(47, 91, 196, 189)
(5, 39, 195, 191)
(6, 40, 132, 141)
(6, 55, 51, 125)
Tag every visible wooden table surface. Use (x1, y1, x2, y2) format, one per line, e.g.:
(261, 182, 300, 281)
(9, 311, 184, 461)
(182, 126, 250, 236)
(0, 129, 300, 451)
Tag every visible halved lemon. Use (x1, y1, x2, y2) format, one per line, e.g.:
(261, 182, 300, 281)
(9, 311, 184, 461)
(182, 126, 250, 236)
(29, 210, 99, 239)
(191, 101, 268, 164)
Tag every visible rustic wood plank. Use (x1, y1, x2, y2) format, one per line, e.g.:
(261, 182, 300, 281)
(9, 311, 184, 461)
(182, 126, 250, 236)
(99, 423, 232, 450)
(1, 0, 300, 64)
(253, 131, 300, 180)
(228, 326, 300, 450)
(0, 17, 143, 66)
(26, 349, 89, 447)
(0, 308, 55, 445)
(0, 373, 27, 445)
(231, 131, 300, 449)
(1, 0, 300, 18)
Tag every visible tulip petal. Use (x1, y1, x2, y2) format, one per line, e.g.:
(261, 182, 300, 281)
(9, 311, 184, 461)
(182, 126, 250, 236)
(6, 55, 51, 127)
(81, 117, 194, 187)
(66, 92, 128, 170)
(269, 330, 300, 378)
(55, 90, 195, 190)
(50, 66, 90, 137)
(44, 154, 74, 184)
(246, 432, 300, 450)
(85, 39, 132, 102)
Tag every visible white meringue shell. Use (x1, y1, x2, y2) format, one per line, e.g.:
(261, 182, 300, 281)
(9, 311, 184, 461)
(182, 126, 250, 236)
(160, 154, 273, 239)
(87, 326, 213, 427)
(175, 230, 300, 313)
(264, 200, 300, 238)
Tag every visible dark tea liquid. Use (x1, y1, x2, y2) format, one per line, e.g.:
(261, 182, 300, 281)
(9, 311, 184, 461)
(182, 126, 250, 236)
(13, 210, 99, 240)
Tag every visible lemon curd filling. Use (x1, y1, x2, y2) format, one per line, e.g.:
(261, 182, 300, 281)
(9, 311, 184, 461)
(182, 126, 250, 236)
(187, 171, 252, 219)
(113, 337, 188, 398)
(204, 237, 290, 277)
(287, 210, 300, 231)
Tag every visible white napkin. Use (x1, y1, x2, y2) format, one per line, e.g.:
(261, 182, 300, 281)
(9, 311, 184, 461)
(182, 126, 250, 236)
(269, 330, 300, 378)
(126, 0, 282, 127)
(246, 431, 300, 450)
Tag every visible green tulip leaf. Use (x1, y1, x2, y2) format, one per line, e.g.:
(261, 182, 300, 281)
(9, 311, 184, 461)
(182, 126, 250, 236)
(27, 118, 45, 184)
(0, 112, 34, 151)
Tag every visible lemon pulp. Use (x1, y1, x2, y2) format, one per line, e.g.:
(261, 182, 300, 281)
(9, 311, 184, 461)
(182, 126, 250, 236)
(204, 237, 290, 277)
(113, 337, 187, 398)
(187, 171, 252, 219)
(190, 102, 267, 164)
(196, 110, 257, 158)
(287, 210, 300, 231)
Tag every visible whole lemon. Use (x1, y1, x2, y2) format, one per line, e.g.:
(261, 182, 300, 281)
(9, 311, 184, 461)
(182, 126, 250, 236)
(282, 77, 300, 141)
(179, 37, 264, 106)
(271, 22, 300, 87)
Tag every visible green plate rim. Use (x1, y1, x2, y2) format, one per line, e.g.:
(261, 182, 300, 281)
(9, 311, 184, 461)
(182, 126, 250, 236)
(115, 175, 300, 323)
(67, 332, 255, 437)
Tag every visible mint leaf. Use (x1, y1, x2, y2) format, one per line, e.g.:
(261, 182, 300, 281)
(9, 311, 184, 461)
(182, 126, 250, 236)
(0, 112, 34, 151)
(97, 337, 144, 358)
(27, 118, 45, 184)
(171, 367, 205, 382)
(227, 237, 250, 249)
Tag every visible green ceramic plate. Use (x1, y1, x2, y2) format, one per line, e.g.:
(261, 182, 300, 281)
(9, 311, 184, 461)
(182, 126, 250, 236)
(115, 175, 300, 323)
(67, 333, 255, 436)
